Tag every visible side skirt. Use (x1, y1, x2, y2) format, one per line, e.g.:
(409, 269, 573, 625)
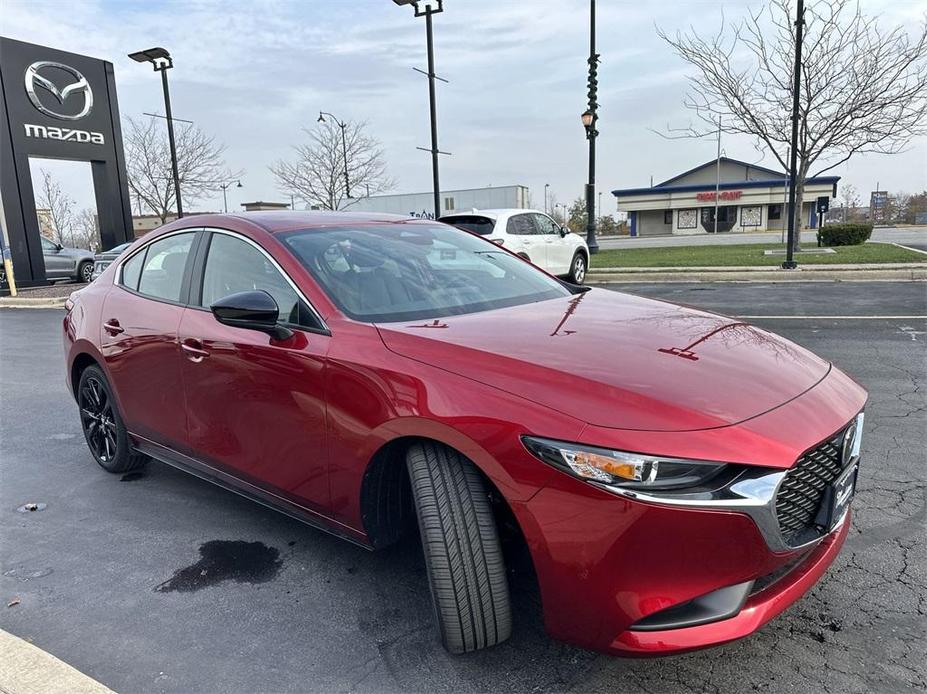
(132, 434, 373, 551)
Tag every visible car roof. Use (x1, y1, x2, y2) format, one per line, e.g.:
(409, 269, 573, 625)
(169, 210, 427, 235)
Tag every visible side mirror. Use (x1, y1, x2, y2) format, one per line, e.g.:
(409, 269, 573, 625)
(55, 243, 64, 251)
(559, 226, 569, 237)
(210, 290, 293, 340)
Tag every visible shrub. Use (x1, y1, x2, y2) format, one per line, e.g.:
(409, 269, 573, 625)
(817, 223, 873, 247)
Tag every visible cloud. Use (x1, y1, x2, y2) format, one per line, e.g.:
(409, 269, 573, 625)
(6, 0, 925, 218)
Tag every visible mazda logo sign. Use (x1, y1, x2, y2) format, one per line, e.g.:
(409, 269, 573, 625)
(24, 61, 93, 121)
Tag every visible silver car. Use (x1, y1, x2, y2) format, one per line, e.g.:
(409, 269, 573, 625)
(41, 237, 95, 283)
(90, 242, 133, 281)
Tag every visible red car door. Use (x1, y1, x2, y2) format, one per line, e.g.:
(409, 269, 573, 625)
(100, 230, 198, 452)
(178, 230, 332, 512)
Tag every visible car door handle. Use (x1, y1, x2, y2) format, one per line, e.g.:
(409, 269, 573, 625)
(103, 319, 124, 335)
(181, 339, 210, 362)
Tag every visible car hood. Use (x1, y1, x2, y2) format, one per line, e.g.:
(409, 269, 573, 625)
(375, 289, 831, 432)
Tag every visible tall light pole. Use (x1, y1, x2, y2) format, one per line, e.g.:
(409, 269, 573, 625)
(582, 0, 600, 254)
(544, 183, 550, 214)
(394, 0, 447, 219)
(128, 47, 183, 218)
(318, 112, 350, 201)
(219, 179, 243, 214)
(783, 0, 805, 269)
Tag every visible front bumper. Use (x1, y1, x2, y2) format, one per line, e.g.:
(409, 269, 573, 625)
(514, 476, 852, 656)
(612, 514, 849, 655)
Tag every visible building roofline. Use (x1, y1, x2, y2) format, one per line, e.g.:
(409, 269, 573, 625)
(612, 176, 840, 198)
(354, 184, 528, 200)
(654, 157, 786, 188)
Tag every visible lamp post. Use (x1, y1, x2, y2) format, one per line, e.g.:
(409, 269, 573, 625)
(128, 47, 183, 218)
(581, 0, 600, 255)
(393, 0, 445, 219)
(544, 183, 550, 214)
(783, 0, 805, 269)
(219, 179, 242, 214)
(318, 112, 351, 201)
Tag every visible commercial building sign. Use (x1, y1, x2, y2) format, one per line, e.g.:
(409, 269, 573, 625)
(0, 37, 132, 287)
(696, 190, 743, 202)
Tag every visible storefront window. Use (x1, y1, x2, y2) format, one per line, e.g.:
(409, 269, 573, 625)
(678, 209, 698, 229)
(768, 204, 782, 220)
(663, 210, 673, 224)
(741, 206, 762, 227)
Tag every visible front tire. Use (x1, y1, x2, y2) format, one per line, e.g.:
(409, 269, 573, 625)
(406, 442, 512, 654)
(77, 365, 148, 473)
(78, 261, 93, 283)
(568, 251, 587, 284)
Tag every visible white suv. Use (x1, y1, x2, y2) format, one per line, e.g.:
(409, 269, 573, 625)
(439, 209, 589, 284)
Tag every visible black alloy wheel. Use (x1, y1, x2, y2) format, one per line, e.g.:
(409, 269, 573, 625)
(79, 373, 118, 464)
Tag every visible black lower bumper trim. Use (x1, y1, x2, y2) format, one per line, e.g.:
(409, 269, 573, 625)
(630, 580, 754, 632)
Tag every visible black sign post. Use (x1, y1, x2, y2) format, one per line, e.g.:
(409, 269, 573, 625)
(0, 37, 133, 287)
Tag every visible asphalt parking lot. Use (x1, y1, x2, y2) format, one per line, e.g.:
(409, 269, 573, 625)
(1, 282, 925, 694)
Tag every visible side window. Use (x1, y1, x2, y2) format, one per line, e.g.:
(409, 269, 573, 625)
(506, 214, 537, 236)
(41, 238, 57, 252)
(120, 251, 145, 290)
(533, 214, 560, 235)
(136, 233, 195, 302)
(199, 233, 318, 329)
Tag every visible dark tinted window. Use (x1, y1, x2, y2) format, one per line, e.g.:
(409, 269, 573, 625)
(506, 214, 537, 235)
(533, 213, 560, 235)
(137, 233, 194, 302)
(282, 223, 571, 323)
(120, 251, 145, 290)
(441, 215, 495, 236)
(768, 204, 782, 220)
(663, 210, 673, 224)
(200, 233, 318, 329)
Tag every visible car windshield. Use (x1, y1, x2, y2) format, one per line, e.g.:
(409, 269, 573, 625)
(281, 223, 572, 322)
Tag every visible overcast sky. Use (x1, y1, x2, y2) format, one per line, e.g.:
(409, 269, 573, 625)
(7, 0, 927, 220)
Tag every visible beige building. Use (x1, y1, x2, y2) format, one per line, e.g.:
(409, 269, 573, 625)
(132, 212, 218, 237)
(612, 158, 839, 237)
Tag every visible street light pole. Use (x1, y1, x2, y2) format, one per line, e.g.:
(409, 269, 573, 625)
(424, 5, 441, 218)
(582, 0, 600, 255)
(783, 0, 805, 269)
(394, 0, 447, 220)
(219, 179, 242, 214)
(318, 112, 351, 203)
(128, 47, 183, 219)
(544, 183, 550, 214)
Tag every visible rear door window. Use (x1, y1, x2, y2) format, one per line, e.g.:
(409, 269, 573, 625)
(506, 214, 538, 236)
(440, 215, 495, 236)
(135, 233, 195, 302)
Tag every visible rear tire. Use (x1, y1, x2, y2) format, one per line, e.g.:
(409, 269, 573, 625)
(567, 251, 587, 284)
(78, 261, 93, 284)
(406, 442, 512, 654)
(77, 365, 148, 473)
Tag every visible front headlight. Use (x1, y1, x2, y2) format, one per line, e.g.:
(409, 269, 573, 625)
(522, 436, 727, 491)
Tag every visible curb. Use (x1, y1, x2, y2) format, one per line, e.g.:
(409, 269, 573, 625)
(0, 297, 67, 309)
(0, 628, 114, 694)
(587, 267, 927, 283)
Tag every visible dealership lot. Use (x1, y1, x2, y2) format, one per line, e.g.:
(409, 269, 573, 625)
(1, 281, 924, 694)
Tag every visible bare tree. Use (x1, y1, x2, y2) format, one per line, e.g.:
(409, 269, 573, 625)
(124, 115, 239, 223)
(35, 170, 74, 245)
(270, 120, 395, 211)
(838, 183, 860, 221)
(72, 209, 100, 251)
(660, 0, 927, 250)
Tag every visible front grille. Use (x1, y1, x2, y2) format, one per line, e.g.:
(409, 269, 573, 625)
(775, 430, 845, 546)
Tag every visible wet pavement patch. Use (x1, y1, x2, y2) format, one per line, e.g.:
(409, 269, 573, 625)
(120, 471, 145, 482)
(155, 540, 282, 593)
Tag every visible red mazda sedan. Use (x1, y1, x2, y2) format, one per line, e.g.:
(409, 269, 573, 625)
(64, 212, 867, 656)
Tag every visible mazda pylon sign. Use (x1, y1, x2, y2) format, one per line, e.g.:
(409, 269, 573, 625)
(0, 37, 132, 287)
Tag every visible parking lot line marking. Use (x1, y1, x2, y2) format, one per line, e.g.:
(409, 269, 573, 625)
(736, 315, 927, 320)
(0, 629, 114, 694)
